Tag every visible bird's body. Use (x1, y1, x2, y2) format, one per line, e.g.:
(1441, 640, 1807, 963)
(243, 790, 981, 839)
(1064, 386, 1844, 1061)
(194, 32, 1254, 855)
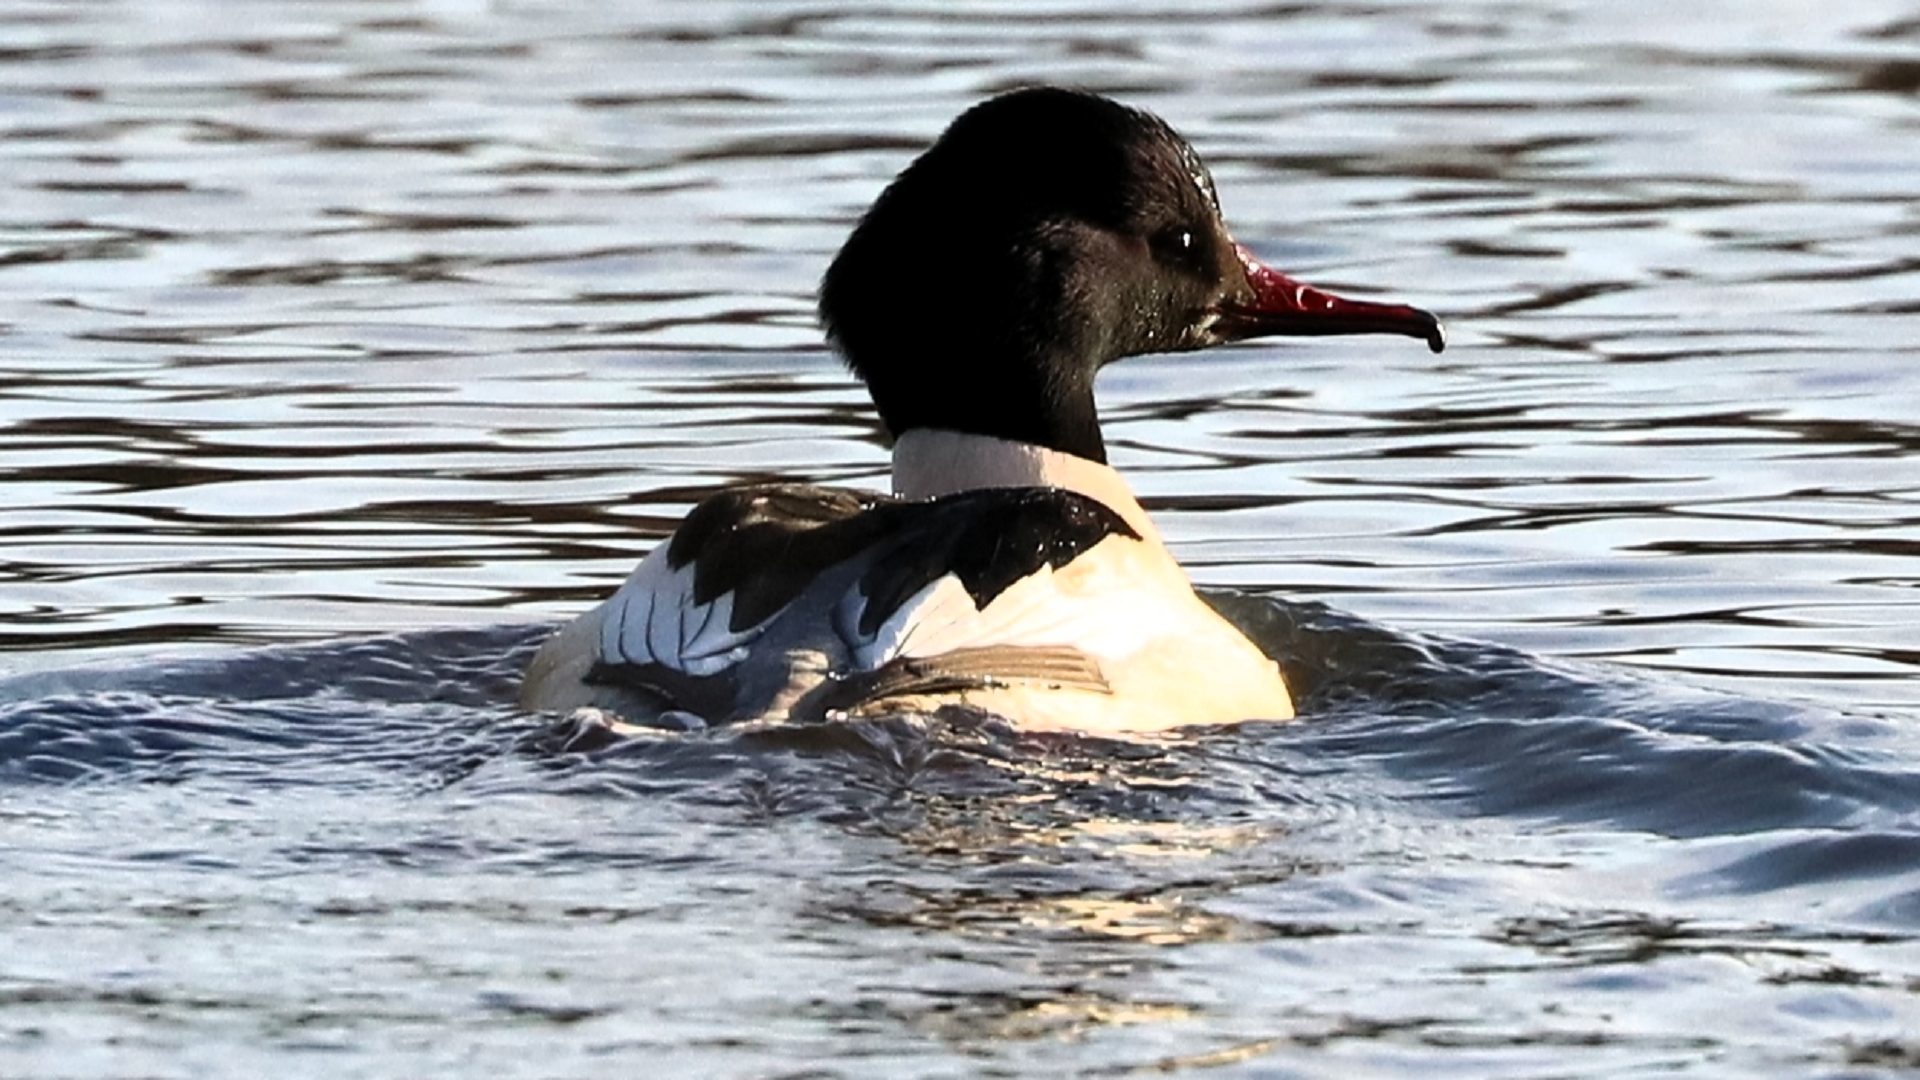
(521, 430, 1293, 733)
(519, 88, 1443, 733)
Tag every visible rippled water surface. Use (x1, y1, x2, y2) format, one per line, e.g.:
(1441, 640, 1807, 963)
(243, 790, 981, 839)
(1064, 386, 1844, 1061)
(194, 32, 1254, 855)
(4, 1, 1919, 1076)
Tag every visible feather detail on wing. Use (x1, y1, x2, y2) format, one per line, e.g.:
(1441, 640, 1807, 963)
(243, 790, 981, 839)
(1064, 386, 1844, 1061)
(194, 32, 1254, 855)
(583, 482, 1152, 720)
(596, 483, 891, 680)
(599, 544, 765, 678)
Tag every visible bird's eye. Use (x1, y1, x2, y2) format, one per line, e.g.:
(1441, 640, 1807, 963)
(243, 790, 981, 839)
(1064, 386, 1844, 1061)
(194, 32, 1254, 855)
(1153, 226, 1199, 263)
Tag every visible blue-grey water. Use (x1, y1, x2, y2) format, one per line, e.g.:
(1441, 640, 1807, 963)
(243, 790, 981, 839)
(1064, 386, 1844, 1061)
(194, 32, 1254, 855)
(3, 1, 1919, 1076)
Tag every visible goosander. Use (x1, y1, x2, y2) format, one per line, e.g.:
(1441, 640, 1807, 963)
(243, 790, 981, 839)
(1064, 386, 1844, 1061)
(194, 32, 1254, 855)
(520, 87, 1444, 735)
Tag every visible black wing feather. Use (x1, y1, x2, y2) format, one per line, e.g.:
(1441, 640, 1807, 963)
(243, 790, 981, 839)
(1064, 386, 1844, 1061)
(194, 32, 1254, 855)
(666, 484, 893, 630)
(661, 482, 1138, 640)
(855, 487, 1136, 637)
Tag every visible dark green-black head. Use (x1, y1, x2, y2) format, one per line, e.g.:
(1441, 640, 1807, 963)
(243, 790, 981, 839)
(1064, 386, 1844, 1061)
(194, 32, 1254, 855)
(821, 87, 1444, 464)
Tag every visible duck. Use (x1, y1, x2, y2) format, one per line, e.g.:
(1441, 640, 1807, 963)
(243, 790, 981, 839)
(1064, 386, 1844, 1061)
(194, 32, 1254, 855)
(518, 87, 1444, 736)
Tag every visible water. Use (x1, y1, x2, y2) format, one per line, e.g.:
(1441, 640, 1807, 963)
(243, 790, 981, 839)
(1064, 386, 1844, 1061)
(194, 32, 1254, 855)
(3, 0, 1918, 1075)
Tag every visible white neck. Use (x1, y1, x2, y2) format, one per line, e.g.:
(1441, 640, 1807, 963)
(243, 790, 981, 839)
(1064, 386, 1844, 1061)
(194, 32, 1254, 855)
(890, 429, 1162, 545)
